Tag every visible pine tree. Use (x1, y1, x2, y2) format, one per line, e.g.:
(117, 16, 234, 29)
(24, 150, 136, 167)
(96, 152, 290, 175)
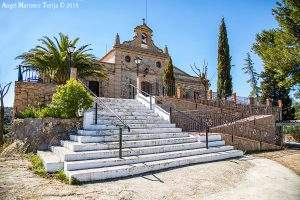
(242, 53, 260, 98)
(163, 57, 175, 96)
(260, 68, 294, 120)
(217, 18, 232, 99)
(253, 0, 299, 120)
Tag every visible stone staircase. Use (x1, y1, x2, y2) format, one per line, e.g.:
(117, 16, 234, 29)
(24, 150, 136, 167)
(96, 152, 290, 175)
(38, 97, 243, 182)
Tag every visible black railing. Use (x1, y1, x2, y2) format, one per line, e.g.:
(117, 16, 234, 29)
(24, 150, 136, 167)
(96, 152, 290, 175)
(78, 79, 130, 158)
(158, 97, 281, 149)
(17, 65, 56, 83)
(158, 103, 210, 148)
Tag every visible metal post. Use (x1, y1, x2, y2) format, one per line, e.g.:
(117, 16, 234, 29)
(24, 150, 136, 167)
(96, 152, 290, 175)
(119, 127, 122, 158)
(95, 102, 98, 125)
(150, 95, 153, 110)
(169, 107, 172, 123)
(205, 126, 209, 149)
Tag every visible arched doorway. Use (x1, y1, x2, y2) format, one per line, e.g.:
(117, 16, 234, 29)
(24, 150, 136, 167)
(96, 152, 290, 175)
(88, 81, 100, 97)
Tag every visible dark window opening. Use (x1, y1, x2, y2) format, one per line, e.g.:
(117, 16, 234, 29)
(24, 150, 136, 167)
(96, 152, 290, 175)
(88, 81, 100, 97)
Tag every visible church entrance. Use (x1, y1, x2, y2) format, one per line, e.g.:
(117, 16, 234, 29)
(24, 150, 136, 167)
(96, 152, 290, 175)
(88, 81, 100, 97)
(141, 81, 151, 95)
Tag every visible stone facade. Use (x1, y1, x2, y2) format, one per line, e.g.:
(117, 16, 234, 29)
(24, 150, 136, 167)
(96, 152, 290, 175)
(86, 21, 207, 99)
(13, 82, 57, 116)
(12, 117, 82, 151)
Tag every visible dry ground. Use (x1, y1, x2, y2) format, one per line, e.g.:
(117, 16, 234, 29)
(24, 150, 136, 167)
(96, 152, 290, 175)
(0, 150, 299, 200)
(252, 149, 300, 175)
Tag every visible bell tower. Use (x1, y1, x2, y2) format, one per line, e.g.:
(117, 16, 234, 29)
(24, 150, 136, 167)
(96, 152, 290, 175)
(133, 19, 154, 49)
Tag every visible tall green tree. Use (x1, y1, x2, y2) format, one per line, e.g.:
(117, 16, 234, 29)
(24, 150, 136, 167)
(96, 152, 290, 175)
(163, 57, 175, 96)
(253, 0, 299, 119)
(17, 33, 107, 84)
(253, 0, 300, 88)
(260, 68, 294, 119)
(217, 18, 232, 99)
(242, 53, 260, 98)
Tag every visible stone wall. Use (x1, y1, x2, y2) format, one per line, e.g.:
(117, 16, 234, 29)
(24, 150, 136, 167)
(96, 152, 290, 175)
(13, 81, 57, 117)
(221, 133, 282, 152)
(12, 117, 82, 151)
(210, 115, 279, 145)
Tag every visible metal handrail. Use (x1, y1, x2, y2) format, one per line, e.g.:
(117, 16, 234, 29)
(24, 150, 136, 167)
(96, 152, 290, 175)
(129, 83, 154, 110)
(157, 99, 210, 148)
(78, 79, 131, 132)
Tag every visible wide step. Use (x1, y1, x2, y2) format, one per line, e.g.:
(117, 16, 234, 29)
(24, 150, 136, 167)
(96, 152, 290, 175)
(70, 132, 190, 143)
(67, 150, 243, 182)
(62, 137, 199, 151)
(57, 140, 225, 161)
(65, 146, 234, 170)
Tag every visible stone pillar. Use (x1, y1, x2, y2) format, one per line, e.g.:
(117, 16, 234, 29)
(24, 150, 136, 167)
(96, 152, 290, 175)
(207, 90, 212, 100)
(249, 97, 254, 106)
(278, 100, 283, 108)
(266, 98, 272, 107)
(176, 86, 182, 99)
(232, 92, 237, 104)
(70, 67, 77, 79)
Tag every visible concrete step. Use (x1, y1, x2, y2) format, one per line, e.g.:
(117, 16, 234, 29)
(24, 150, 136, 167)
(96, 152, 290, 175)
(194, 134, 222, 142)
(78, 127, 183, 135)
(84, 123, 176, 130)
(94, 107, 150, 114)
(37, 151, 63, 172)
(55, 140, 225, 161)
(70, 132, 190, 143)
(65, 146, 234, 171)
(97, 98, 139, 104)
(61, 137, 199, 152)
(95, 119, 168, 125)
(96, 115, 164, 121)
(66, 150, 243, 182)
(95, 111, 157, 117)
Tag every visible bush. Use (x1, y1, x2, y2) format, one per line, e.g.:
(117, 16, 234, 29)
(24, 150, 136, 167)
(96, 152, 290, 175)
(50, 78, 93, 118)
(19, 107, 39, 118)
(37, 106, 61, 118)
(18, 79, 93, 119)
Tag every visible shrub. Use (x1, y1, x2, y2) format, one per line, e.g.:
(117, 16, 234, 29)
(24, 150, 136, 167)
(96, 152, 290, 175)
(18, 79, 93, 119)
(37, 106, 61, 118)
(50, 78, 93, 118)
(19, 107, 39, 118)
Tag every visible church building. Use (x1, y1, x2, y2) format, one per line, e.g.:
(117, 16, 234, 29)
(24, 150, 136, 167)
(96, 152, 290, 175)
(82, 20, 209, 100)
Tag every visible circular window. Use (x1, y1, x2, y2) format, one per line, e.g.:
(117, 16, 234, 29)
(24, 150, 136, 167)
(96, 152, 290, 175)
(125, 55, 131, 62)
(156, 61, 161, 68)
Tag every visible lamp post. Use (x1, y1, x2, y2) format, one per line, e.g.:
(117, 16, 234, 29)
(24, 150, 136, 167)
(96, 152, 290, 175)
(134, 56, 142, 76)
(67, 45, 76, 78)
(134, 57, 142, 92)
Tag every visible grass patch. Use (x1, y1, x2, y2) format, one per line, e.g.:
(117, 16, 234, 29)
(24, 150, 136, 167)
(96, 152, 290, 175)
(54, 170, 69, 184)
(27, 153, 47, 177)
(26, 153, 80, 185)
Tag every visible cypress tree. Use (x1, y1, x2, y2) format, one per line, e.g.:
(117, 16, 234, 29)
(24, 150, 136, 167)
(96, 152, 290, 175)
(217, 18, 232, 99)
(163, 57, 175, 96)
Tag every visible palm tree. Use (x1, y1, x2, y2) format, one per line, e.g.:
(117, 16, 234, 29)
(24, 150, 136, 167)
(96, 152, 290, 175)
(17, 33, 106, 84)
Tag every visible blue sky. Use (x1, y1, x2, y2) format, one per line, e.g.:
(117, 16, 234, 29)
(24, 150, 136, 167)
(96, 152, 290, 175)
(0, 0, 278, 107)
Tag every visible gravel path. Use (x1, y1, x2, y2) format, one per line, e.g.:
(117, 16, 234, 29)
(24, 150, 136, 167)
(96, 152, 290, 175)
(0, 152, 299, 200)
